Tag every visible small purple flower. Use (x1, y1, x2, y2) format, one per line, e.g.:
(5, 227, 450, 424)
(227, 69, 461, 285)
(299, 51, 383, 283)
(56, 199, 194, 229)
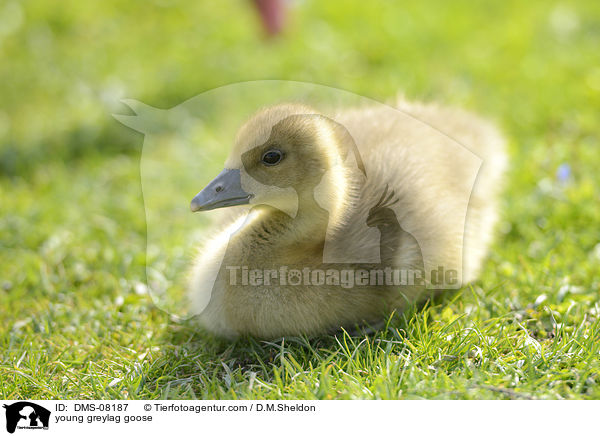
(556, 163, 571, 184)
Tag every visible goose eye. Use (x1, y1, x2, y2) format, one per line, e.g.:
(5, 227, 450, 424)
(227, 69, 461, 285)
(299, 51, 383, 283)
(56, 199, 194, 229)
(261, 150, 283, 166)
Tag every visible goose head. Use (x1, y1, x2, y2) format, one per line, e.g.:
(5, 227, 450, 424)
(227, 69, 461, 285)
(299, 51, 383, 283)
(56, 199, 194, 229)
(190, 104, 365, 223)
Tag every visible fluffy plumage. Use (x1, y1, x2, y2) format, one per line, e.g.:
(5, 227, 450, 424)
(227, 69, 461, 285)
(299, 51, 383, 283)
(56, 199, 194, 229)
(188, 99, 507, 339)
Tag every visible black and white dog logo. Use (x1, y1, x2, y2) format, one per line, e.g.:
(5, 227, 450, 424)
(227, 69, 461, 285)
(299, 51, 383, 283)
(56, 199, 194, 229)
(2, 402, 50, 434)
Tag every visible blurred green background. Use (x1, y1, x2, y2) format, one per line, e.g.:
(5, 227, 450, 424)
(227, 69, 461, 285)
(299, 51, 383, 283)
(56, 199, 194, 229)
(1, 0, 599, 399)
(2, 0, 598, 175)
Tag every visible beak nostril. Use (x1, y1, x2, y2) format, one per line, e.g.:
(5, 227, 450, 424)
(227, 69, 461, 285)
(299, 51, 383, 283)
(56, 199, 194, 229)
(215, 185, 223, 193)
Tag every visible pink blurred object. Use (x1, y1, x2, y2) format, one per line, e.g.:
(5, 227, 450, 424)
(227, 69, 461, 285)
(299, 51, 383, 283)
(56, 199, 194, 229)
(252, 0, 286, 35)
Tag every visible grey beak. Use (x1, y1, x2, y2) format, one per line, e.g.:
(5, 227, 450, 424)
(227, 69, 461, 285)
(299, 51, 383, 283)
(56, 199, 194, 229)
(190, 168, 252, 212)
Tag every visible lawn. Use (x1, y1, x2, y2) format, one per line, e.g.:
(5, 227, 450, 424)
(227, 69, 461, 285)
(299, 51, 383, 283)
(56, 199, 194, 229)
(1, 0, 599, 399)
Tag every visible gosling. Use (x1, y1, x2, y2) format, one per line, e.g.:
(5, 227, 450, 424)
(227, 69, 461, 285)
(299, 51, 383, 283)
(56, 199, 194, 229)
(187, 100, 506, 339)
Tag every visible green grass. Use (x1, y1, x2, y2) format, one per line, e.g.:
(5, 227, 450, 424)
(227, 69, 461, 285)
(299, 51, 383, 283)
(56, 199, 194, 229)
(1, 0, 600, 399)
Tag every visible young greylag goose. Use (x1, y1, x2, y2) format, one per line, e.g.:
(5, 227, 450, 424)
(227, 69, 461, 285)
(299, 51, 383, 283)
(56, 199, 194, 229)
(188, 101, 506, 339)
